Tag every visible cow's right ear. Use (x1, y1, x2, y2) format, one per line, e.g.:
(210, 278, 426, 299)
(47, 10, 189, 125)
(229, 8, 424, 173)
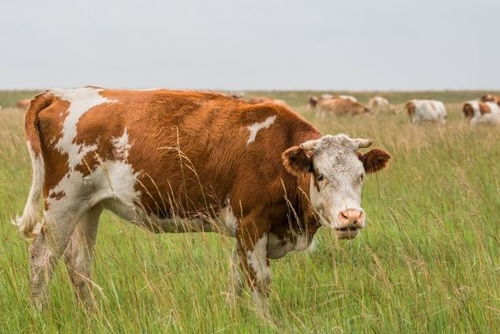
(282, 146, 313, 176)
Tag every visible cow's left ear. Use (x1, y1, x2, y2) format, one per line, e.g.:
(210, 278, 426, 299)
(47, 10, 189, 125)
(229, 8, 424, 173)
(357, 149, 391, 173)
(282, 146, 313, 176)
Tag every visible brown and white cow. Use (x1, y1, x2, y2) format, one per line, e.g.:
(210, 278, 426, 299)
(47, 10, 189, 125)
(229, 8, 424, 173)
(480, 94, 500, 106)
(317, 98, 371, 116)
(368, 96, 392, 113)
(307, 95, 358, 110)
(463, 100, 500, 125)
(404, 99, 447, 124)
(14, 87, 390, 315)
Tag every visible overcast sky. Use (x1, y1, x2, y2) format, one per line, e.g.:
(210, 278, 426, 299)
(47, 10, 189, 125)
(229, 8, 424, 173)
(1, 0, 499, 90)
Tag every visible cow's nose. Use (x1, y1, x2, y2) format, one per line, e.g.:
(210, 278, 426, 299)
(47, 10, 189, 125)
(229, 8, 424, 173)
(339, 209, 364, 225)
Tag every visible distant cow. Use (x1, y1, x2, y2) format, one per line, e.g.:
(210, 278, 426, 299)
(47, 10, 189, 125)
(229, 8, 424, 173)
(368, 97, 391, 113)
(463, 100, 500, 125)
(480, 94, 500, 106)
(14, 87, 390, 315)
(404, 100, 447, 124)
(308, 95, 358, 109)
(17, 99, 31, 109)
(318, 98, 370, 116)
(307, 96, 319, 109)
(246, 97, 288, 106)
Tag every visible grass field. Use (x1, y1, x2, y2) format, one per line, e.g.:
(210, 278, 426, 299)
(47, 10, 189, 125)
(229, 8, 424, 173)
(0, 90, 499, 333)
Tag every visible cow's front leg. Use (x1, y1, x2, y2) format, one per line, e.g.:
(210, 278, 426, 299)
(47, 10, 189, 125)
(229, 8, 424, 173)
(226, 246, 244, 308)
(237, 228, 271, 317)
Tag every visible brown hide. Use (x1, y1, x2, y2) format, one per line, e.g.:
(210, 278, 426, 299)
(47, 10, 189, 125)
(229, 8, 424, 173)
(30, 89, 321, 234)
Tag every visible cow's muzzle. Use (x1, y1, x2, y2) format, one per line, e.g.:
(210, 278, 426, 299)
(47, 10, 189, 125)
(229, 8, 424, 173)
(335, 209, 365, 239)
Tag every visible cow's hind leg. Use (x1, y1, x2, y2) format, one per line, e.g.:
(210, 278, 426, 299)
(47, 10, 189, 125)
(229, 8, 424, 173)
(63, 205, 102, 309)
(30, 210, 80, 310)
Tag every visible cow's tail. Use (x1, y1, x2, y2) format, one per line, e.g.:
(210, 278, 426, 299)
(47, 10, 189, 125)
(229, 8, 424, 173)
(13, 92, 52, 239)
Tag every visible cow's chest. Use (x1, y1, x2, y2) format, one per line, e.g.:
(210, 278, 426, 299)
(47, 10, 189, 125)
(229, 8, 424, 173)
(267, 230, 312, 259)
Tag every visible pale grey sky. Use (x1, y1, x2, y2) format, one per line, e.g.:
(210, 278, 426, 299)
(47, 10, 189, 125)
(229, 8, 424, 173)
(1, 0, 499, 90)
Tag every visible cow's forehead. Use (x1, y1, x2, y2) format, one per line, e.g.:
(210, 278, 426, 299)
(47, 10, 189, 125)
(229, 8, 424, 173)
(313, 136, 363, 173)
(314, 134, 356, 152)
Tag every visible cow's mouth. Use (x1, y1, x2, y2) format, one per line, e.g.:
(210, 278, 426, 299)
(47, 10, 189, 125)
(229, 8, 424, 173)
(335, 227, 360, 239)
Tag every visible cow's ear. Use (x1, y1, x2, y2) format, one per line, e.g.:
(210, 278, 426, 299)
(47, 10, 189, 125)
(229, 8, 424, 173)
(282, 146, 313, 175)
(357, 149, 391, 173)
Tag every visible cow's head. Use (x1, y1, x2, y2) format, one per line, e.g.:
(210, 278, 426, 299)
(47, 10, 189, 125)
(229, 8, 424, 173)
(282, 134, 391, 239)
(463, 103, 475, 120)
(308, 96, 318, 108)
(481, 94, 494, 102)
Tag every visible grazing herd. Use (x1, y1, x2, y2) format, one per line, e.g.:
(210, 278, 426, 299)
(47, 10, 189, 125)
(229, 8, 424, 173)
(304, 93, 500, 125)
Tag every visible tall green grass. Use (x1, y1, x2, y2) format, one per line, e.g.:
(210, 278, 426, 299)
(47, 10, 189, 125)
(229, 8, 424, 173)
(0, 91, 499, 333)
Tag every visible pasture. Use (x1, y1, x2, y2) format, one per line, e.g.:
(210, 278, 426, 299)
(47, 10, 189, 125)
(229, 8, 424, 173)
(0, 90, 499, 333)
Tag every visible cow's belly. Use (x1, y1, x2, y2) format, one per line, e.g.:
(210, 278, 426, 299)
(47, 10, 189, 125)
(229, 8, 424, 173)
(103, 196, 238, 237)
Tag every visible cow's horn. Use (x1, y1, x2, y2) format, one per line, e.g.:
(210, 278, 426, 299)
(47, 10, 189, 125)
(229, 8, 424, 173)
(299, 139, 320, 151)
(353, 138, 373, 148)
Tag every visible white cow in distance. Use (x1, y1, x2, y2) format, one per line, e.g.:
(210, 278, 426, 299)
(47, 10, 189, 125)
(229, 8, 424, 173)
(368, 96, 392, 113)
(404, 99, 447, 124)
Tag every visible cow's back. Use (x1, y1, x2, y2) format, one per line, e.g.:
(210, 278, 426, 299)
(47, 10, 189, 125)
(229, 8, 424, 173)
(35, 88, 319, 221)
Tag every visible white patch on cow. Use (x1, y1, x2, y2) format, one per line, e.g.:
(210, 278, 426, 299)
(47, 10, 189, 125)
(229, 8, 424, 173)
(13, 141, 45, 237)
(51, 87, 116, 170)
(246, 115, 277, 145)
(46, 160, 140, 223)
(46, 126, 139, 224)
(246, 234, 270, 283)
(111, 128, 131, 160)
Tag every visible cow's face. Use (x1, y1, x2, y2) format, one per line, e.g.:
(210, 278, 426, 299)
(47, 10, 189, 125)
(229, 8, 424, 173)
(463, 103, 475, 120)
(282, 134, 391, 239)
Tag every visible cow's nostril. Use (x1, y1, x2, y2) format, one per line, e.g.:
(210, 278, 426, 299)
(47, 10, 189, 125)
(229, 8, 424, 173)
(339, 209, 363, 224)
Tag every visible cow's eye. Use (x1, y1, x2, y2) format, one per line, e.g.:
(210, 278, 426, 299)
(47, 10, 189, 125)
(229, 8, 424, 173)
(359, 174, 365, 182)
(316, 174, 324, 182)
